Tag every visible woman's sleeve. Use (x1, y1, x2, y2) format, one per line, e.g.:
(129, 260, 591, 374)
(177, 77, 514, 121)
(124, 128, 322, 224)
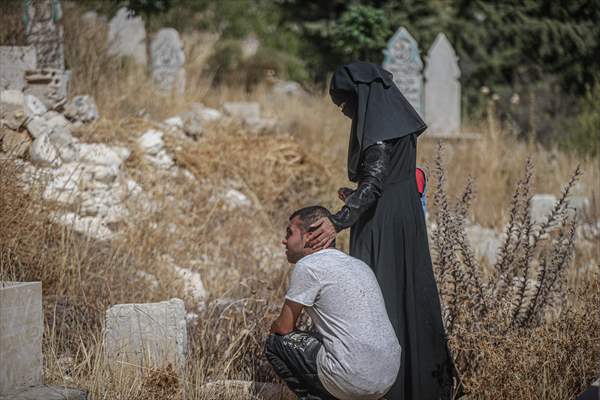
(329, 141, 392, 232)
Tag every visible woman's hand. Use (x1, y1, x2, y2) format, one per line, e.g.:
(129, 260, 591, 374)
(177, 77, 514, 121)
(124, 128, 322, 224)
(306, 217, 336, 251)
(338, 187, 354, 202)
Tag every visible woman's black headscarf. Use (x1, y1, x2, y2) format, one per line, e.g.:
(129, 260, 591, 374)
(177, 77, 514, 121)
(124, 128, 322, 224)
(330, 61, 427, 181)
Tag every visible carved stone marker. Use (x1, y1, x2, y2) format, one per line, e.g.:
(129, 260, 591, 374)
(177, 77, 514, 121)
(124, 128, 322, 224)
(383, 27, 424, 116)
(425, 33, 461, 136)
(0, 282, 42, 395)
(0, 46, 37, 91)
(151, 28, 186, 94)
(24, 0, 65, 70)
(24, 69, 69, 109)
(104, 298, 187, 374)
(108, 8, 147, 65)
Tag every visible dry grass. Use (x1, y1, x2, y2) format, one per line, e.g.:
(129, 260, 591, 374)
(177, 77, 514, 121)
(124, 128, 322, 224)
(1, 3, 599, 399)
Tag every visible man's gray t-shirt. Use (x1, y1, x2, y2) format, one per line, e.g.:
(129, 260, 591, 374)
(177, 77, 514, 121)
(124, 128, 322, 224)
(285, 249, 401, 400)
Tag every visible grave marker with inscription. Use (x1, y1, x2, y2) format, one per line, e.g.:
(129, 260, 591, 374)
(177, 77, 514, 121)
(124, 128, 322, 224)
(24, 0, 65, 70)
(151, 28, 186, 95)
(383, 27, 424, 117)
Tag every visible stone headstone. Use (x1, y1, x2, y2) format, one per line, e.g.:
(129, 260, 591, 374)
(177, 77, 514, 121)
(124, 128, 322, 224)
(108, 8, 147, 65)
(151, 28, 186, 94)
(383, 27, 424, 116)
(24, 0, 65, 70)
(0, 46, 37, 91)
(425, 33, 461, 136)
(0, 282, 43, 395)
(104, 298, 187, 374)
(24, 69, 69, 109)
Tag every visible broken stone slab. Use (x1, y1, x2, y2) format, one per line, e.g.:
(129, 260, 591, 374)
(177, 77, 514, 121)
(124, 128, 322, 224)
(0, 385, 87, 400)
(103, 298, 187, 374)
(24, 69, 69, 110)
(1, 131, 31, 158)
(190, 103, 223, 123)
(50, 212, 114, 241)
(0, 46, 37, 91)
(466, 224, 502, 265)
(163, 116, 183, 129)
(165, 258, 207, 308)
(137, 129, 165, 155)
(180, 111, 203, 139)
(2, 109, 27, 131)
(26, 111, 72, 140)
(76, 143, 130, 167)
(145, 150, 174, 169)
(199, 380, 295, 400)
(0, 282, 43, 395)
(244, 116, 278, 135)
(223, 101, 261, 121)
(64, 95, 99, 123)
(272, 80, 305, 97)
(30, 133, 61, 167)
(0, 90, 25, 114)
(24, 94, 48, 118)
(530, 194, 590, 224)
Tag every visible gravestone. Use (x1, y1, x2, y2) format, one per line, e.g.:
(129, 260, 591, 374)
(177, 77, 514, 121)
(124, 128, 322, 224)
(151, 28, 186, 94)
(24, 0, 65, 70)
(104, 298, 187, 374)
(108, 7, 147, 65)
(425, 33, 461, 136)
(383, 27, 424, 116)
(0, 282, 43, 395)
(0, 46, 37, 90)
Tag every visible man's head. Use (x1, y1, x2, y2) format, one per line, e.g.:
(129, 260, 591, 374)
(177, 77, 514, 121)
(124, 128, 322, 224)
(283, 206, 333, 263)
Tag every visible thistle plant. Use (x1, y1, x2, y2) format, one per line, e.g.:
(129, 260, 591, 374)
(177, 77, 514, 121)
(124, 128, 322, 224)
(430, 142, 581, 376)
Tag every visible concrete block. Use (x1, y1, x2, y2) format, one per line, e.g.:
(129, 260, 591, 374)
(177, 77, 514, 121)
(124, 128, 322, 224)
(0, 385, 87, 400)
(0, 281, 43, 395)
(103, 298, 187, 374)
(0, 46, 37, 91)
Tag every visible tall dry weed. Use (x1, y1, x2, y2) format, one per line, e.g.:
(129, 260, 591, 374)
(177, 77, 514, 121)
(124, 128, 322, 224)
(430, 143, 599, 398)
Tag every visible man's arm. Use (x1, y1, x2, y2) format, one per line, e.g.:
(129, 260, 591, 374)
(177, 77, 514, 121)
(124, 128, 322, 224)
(269, 299, 304, 335)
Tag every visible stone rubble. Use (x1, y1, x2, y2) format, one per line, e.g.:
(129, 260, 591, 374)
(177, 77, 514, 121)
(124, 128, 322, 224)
(64, 95, 99, 123)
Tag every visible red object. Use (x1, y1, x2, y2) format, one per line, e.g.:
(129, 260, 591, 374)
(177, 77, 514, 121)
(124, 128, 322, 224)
(415, 167, 426, 195)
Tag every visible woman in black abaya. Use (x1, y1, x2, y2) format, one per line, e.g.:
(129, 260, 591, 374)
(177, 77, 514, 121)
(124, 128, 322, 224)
(307, 61, 454, 400)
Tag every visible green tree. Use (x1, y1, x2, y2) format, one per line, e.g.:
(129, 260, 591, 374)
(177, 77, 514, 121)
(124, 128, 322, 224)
(330, 5, 391, 61)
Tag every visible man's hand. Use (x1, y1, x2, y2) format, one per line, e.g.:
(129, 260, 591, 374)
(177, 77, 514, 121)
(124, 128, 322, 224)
(270, 300, 304, 335)
(306, 217, 336, 251)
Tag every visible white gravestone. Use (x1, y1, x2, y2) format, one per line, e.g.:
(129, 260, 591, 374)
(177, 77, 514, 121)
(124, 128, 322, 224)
(24, 0, 65, 70)
(425, 33, 461, 136)
(104, 298, 187, 374)
(107, 8, 147, 65)
(383, 27, 424, 117)
(0, 46, 37, 91)
(151, 28, 186, 94)
(0, 282, 43, 395)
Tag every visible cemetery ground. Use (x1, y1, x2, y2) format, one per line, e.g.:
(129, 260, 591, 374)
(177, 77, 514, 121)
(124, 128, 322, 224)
(1, 4, 599, 400)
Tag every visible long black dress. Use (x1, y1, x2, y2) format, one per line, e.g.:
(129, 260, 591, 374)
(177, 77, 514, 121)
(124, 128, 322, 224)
(328, 62, 454, 400)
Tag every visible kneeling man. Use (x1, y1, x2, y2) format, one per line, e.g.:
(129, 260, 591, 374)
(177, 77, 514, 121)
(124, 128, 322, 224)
(265, 206, 401, 400)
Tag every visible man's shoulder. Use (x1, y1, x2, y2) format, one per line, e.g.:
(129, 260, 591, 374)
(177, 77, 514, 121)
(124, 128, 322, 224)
(298, 249, 364, 270)
(299, 248, 345, 264)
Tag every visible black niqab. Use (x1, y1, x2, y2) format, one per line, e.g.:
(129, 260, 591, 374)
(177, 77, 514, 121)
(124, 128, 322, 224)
(330, 61, 426, 181)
